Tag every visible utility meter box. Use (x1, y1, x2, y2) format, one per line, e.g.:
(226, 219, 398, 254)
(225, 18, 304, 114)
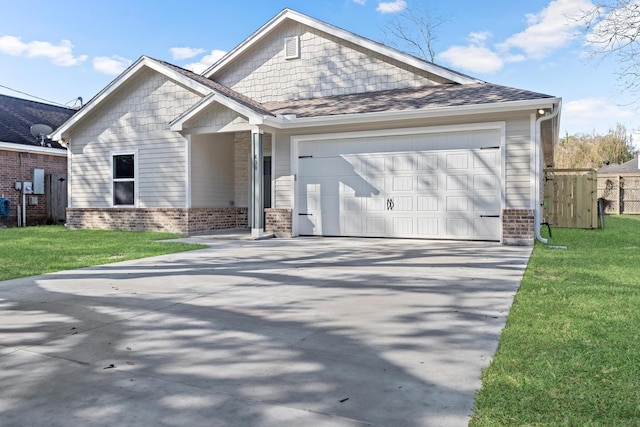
(33, 169, 44, 195)
(23, 182, 33, 194)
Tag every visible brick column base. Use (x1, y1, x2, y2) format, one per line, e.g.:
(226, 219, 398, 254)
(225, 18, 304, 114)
(502, 209, 535, 246)
(265, 208, 292, 238)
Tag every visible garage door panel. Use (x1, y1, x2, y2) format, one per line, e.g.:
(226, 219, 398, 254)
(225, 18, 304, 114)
(367, 217, 386, 234)
(393, 217, 413, 234)
(392, 154, 415, 172)
(475, 151, 499, 168)
(417, 217, 439, 235)
(474, 174, 499, 190)
(393, 176, 414, 191)
(298, 129, 502, 241)
(447, 218, 469, 236)
(417, 196, 438, 211)
(446, 153, 469, 169)
(367, 197, 387, 211)
(473, 194, 501, 212)
(446, 175, 469, 190)
(417, 175, 438, 190)
(417, 154, 438, 171)
(392, 196, 413, 211)
(446, 196, 470, 212)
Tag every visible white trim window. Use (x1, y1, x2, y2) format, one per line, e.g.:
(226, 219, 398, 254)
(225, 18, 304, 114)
(112, 152, 137, 206)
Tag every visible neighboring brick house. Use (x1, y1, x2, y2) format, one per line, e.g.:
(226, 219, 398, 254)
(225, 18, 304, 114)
(0, 94, 75, 227)
(52, 9, 560, 245)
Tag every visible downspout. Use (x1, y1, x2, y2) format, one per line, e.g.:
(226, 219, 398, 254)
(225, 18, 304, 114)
(534, 100, 561, 243)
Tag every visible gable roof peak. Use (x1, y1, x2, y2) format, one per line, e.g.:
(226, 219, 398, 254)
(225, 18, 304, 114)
(201, 8, 481, 85)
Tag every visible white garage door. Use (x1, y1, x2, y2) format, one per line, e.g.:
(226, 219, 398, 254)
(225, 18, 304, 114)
(296, 128, 503, 241)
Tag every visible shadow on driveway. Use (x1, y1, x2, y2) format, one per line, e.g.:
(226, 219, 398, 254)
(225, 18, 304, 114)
(0, 237, 531, 426)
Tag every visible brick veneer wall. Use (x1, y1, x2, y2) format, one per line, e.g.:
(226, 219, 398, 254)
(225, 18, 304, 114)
(265, 208, 292, 237)
(66, 207, 249, 234)
(502, 209, 535, 246)
(0, 149, 67, 227)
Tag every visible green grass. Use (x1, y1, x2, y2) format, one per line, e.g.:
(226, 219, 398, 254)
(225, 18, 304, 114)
(471, 215, 640, 426)
(0, 226, 207, 281)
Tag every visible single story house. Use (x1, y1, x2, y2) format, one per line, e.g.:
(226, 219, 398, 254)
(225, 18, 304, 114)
(51, 8, 560, 245)
(0, 94, 74, 226)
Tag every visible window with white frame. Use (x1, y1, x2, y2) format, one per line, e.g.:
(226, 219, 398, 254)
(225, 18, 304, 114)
(112, 153, 135, 206)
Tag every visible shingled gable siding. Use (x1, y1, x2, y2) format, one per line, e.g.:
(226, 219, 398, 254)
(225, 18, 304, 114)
(68, 69, 202, 209)
(215, 21, 446, 104)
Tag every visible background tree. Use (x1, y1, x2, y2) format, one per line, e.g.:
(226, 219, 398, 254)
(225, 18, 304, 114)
(555, 123, 638, 168)
(581, 1, 640, 100)
(381, 3, 446, 62)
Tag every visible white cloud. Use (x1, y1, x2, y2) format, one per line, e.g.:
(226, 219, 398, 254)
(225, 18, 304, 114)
(0, 35, 87, 66)
(499, 0, 594, 59)
(563, 97, 635, 134)
(376, 0, 407, 14)
(353, 0, 366, 4)
(439, 44, 504, 74)
(184, 49, 227, 74)
(93, 55, 132, 75)
(439, 32, 505, 74)
(169, 47, 206, 60)
(439, 0, 594, 74)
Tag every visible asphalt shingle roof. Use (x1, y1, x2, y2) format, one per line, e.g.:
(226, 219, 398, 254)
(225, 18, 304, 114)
(263, 83, 554, 117)
(598, 157, 639, 174)
(152, 58, 275, 116)
(0, 94, 75, 149)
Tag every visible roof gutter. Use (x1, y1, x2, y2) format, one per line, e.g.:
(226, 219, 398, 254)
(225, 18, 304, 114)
(0, 141, 67, 156)
(534, 99, 562, 244)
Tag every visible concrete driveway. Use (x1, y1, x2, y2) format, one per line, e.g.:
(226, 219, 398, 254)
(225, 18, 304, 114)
(0, 237, 531, 426)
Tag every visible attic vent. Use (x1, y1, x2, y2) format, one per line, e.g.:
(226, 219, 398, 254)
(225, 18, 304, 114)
(284, 36, 300, 60)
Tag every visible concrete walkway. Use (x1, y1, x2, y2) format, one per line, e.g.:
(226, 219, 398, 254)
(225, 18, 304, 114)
(0, 237, 531, 426)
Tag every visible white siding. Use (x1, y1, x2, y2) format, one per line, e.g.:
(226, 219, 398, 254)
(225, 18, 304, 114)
(504, 116, 533, 209)
(68, 69, 203, 208)
(274, 134, 293, 209)
(191, 134, 235, 208)
(215, 21, 449, 103)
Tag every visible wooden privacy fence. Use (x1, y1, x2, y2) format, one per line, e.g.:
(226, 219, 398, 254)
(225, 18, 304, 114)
(543, 169, 598, 229)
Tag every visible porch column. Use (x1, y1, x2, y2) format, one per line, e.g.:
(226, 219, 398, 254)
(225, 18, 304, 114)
(251, 128, 264, 238)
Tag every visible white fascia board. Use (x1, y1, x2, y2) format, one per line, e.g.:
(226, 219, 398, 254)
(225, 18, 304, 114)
(0, 141, 68, 156)
(202, 9, 480, 85)
(51, 56, 212, 141)
(170, 92, 264, 132)
(265, 98, 561, 130)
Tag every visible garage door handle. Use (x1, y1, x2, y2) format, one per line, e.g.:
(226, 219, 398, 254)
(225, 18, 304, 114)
(387, 198, 394, 210)
(480, 215, 500, 218)
(299, 213, 312, 216)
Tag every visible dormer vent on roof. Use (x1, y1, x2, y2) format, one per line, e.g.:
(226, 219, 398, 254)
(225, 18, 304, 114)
(284, 36, 300, 60)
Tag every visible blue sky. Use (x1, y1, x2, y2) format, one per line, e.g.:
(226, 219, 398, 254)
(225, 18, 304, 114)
(0, 0, 636, 137)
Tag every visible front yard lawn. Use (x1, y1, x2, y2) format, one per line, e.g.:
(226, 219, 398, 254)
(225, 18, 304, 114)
(471, 215, 640, 425)
(0, 226, 206, 281)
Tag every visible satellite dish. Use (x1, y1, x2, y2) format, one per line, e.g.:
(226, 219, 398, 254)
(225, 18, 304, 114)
(30, 124, 53, 146)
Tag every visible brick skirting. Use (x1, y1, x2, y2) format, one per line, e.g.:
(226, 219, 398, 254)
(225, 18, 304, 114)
(502, 209, 534, 246)
(66, 207, 249, 234)
(265, 208, 292, 237)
